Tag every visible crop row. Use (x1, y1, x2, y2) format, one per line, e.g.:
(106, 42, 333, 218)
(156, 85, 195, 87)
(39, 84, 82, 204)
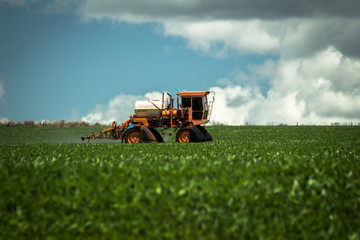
(1, 126, 360, 239)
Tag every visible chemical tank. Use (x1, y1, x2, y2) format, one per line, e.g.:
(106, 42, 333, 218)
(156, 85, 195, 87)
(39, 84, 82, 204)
(134, 100, 162, 117)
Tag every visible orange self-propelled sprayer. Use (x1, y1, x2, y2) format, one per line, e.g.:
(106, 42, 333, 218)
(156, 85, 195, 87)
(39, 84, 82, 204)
(81, 90, 215, 143)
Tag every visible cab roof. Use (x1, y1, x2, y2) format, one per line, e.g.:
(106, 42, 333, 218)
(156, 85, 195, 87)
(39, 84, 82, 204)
(178, 90, 210, 97)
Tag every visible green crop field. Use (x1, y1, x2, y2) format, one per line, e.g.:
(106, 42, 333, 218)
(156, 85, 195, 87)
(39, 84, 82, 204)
(1, 126, 360, 239)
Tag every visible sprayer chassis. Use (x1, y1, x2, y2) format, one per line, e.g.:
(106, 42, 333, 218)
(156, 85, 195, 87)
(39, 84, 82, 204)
(81, 90, 214, 143)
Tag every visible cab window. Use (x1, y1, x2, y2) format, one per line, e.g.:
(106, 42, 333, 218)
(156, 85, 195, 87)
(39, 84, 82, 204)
(182, 97, 191, 108)
(192, 97, 203, 110)
(192, 97, 203, 120)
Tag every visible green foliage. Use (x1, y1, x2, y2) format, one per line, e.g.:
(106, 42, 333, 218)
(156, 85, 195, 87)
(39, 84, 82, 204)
(1, 126, 360, 239)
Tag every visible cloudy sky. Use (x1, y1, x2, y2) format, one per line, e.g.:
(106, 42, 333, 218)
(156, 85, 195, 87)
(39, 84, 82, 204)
(1, 0, 359, 125)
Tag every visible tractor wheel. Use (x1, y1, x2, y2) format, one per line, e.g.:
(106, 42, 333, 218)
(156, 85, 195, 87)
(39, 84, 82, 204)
(176, 128, 191, 143)
(125, 128, 141, 143)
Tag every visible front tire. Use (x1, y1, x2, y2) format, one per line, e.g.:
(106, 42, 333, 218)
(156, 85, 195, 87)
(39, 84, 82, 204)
(176, 128, 191, 143)
(125, 128, 141, 143)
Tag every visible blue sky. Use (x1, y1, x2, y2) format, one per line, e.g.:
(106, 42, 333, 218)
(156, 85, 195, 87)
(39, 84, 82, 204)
(1, 1, 359, 125)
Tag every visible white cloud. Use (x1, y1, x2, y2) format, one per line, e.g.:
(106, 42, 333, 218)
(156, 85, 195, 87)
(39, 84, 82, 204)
(0, 117, 10, 124)
(69, 109, 79, 121)
(216, 78, 232, 86)
(80, 49, 360, 125)
(81, 92, 162, 124)
(209, 85, 264, 125)
(209, 47, 360, 125)
(76, 0, 360, 125)
(161, 18, 360, 59)
(82, 52, 360, 125)
(144, 91, 163, 100)
(162, 20, 280, 57)
(208, 84, 307, 125)
(78, 1, 360, 59)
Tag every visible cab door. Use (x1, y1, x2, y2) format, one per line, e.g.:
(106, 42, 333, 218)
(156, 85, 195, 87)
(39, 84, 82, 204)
(191, 97, 203, 120)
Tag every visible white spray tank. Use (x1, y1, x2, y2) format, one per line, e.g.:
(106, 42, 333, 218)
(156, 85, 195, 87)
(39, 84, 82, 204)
(134, 100, 162, 117)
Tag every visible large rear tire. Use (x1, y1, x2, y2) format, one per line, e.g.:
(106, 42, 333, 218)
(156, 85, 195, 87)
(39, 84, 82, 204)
(125, 128, 141, 143)
(176, 128, 191, 143)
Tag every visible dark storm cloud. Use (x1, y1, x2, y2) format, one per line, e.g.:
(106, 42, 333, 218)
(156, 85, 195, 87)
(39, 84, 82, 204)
(281, 18, 360, 59)
(4, 0, 359, 20)
(80, 0, 360, 60)
(81, 0, 360, 21)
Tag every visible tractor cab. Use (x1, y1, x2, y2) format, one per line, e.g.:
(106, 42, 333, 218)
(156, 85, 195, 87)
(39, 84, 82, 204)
(178, 91, 214, 126)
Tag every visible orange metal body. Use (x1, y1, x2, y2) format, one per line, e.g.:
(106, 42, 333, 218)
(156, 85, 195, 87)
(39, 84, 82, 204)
(131, 117, 149, 127)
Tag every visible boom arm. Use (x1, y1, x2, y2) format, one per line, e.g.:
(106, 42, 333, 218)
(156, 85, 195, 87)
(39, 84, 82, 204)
(81, 120, 130, 141)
